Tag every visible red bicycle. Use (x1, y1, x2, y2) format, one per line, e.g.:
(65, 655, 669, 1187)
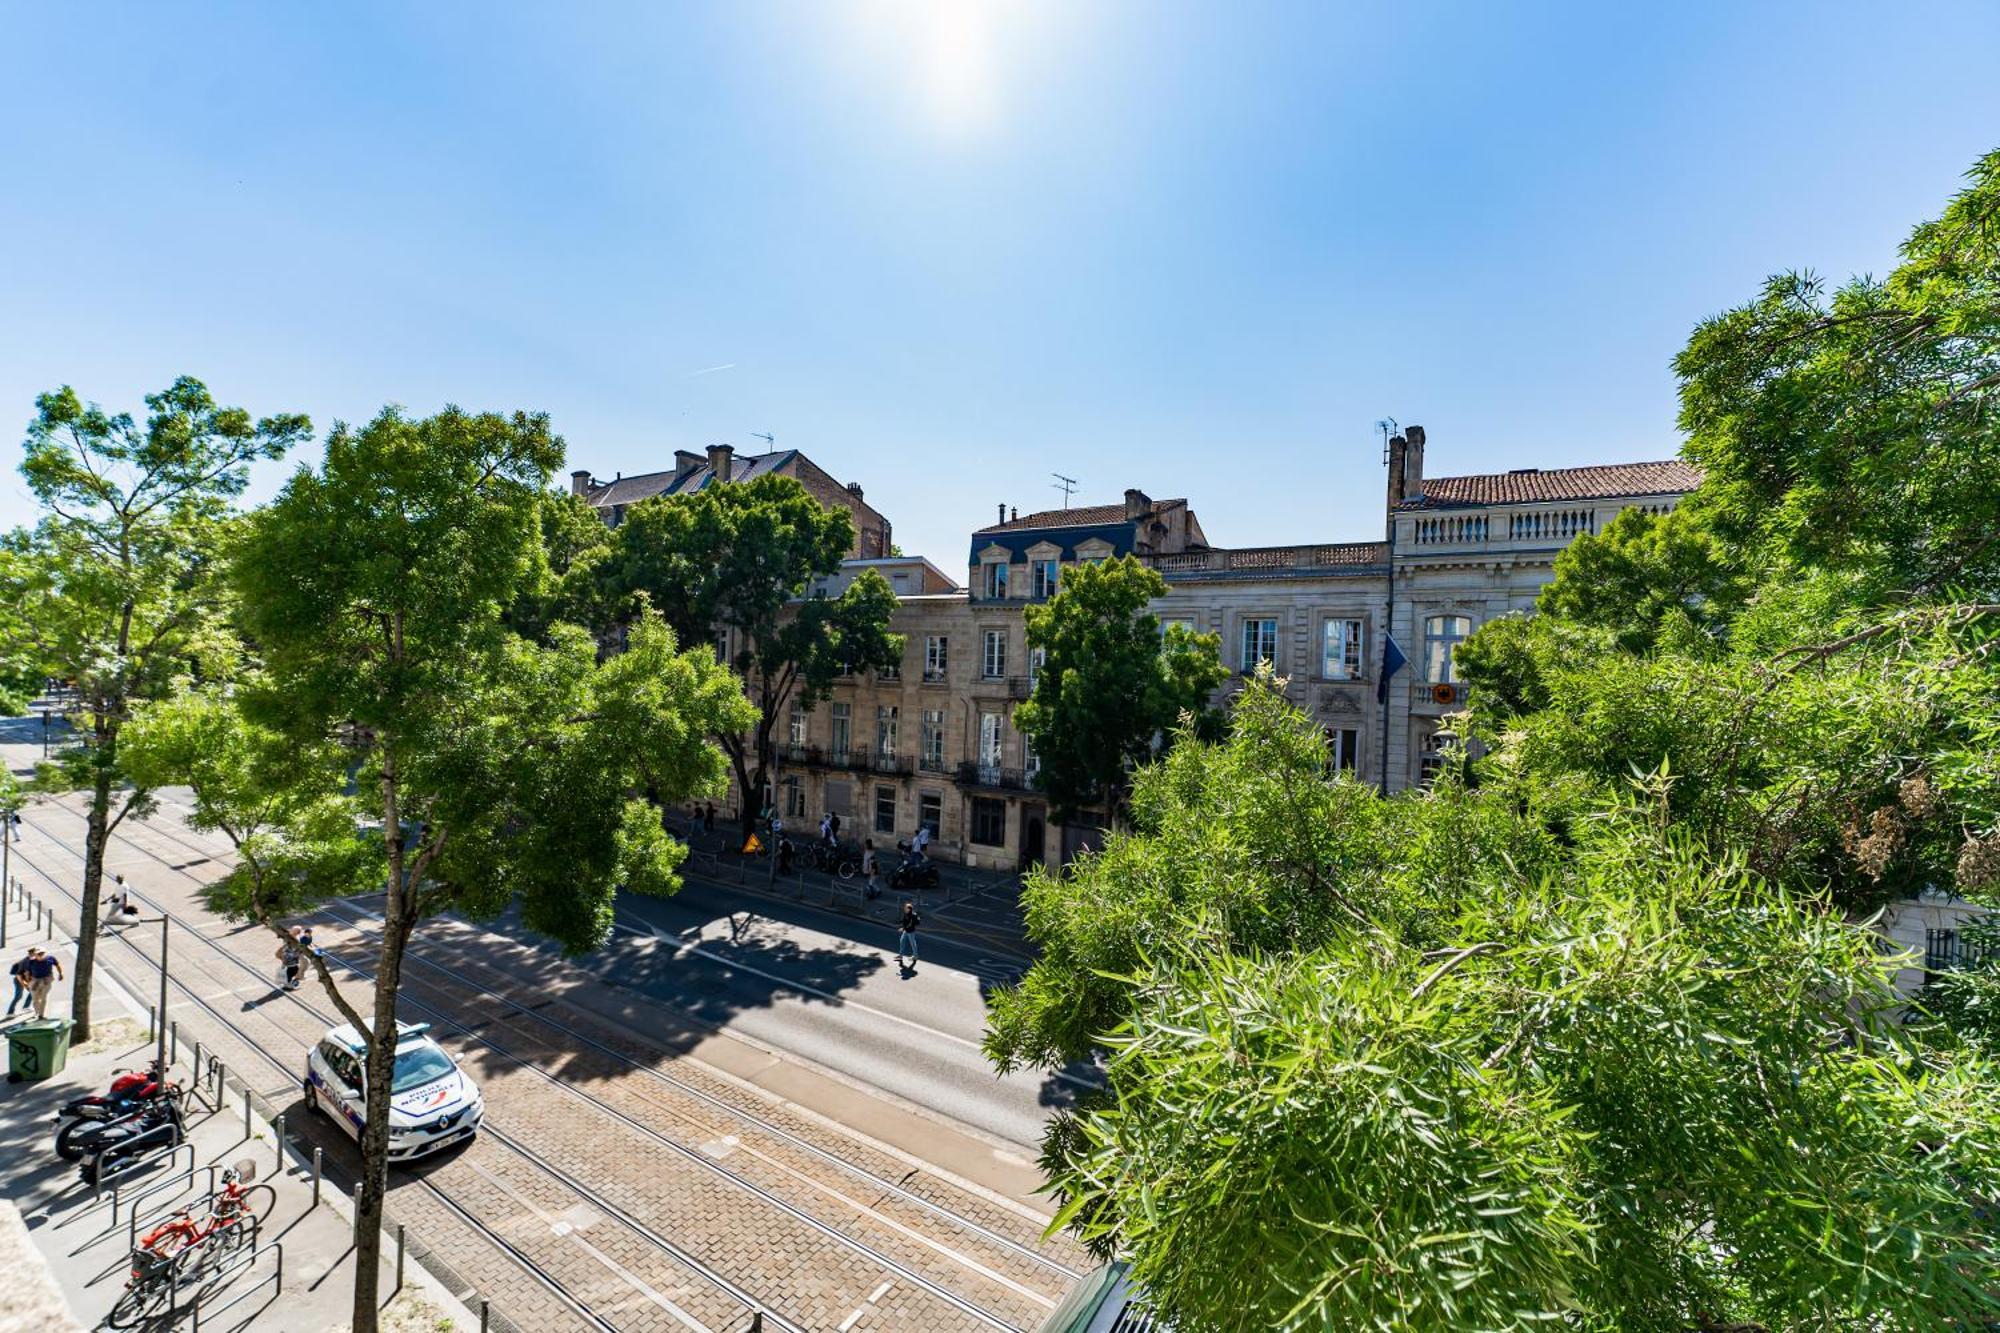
(107, 1164, 275, 1328)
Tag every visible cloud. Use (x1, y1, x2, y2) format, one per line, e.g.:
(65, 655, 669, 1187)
(687, 363, 737, 378)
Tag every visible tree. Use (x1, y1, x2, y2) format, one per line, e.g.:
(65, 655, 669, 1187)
(507, 487, 617, 642)
(2, 377, 308, 1040)
(1012, 555, 1226, 821)
(1532, 504, 1751, 652)
(602, 472, 901, 836)
(989, 686, 2000, 1330)
(227, 405, 754, 1333)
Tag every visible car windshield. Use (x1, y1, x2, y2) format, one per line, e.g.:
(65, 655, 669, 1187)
(390, 1042, 456, 1094)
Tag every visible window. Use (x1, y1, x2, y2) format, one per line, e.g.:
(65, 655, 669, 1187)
(924, 635, 949, 682)
(876, 705, 899, 759)
(1028, 646, 1046, 689)
(1032, 559, 1059, 598)
(782, 776, 805, 818)
(984, 560, 1010, 599)
(878, 656, 900, 682)
(1240, 617, 1279, 671)
(1424, 615, 1473, 683)
(829, 703, 851, 760)
(788, 707, 807, 748)
(1159, 616, 1196, 641)
(1321, 619, 1364, 680)
(978, 712, 1003, 771)
(971, 797, 1007, 847)
(1327, 727, 1359, 772)
(874, 785, 897, 835)
(1418, 728, 1454, 785)
(1024, 738, 1040, 781)
(921, 709, 946, 770)
(982, 629, 1008, 679)
(918, 793, 942, 840)
(714, 627, 730, 665)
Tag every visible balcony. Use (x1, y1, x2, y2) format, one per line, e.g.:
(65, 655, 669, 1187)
(871, 752, 912, 776)
(974, 675, 1032, 700)
(957, 761, 1029, 792)
(780, 746, 874, 773)
(918, 752, 950, 774)
(921, 668, 949, 686)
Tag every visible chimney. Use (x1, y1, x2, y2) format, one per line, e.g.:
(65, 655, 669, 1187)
(1124, 488, 1151, 522)
(1010, 506, 1018, 523)
(706, 443, 734, 482)
(1404, 425, 1425, 493)
(570, 469, 593, 498)
(846, 481, 864, 502)
(998, 502, 1007, 525)
(674, 449, 703, 474)
(1386, 434, 1408, 512)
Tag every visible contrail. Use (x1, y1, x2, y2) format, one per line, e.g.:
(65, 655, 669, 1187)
(687, 363, 736, 378)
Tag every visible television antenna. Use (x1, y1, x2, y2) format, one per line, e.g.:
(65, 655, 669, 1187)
(749, 431, 775, 449)
(1375, 417, 1399, 464)
(1050, 472, 1078, 507)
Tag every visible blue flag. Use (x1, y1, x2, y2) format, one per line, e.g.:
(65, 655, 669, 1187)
(1377, 634, 1407, 704)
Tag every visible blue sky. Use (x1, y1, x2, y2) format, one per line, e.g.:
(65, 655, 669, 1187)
(3, 3, 1997, 569)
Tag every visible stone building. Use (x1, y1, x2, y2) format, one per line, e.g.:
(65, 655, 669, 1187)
(570, 442, 893, 559)
(764, 429, 1699, 867)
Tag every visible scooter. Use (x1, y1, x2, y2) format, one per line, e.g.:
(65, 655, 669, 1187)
(70, 1098, 186, 1183)
(889, 845, 941, 892)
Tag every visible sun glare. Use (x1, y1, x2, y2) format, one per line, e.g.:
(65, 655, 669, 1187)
(846, 0, 1046, 141)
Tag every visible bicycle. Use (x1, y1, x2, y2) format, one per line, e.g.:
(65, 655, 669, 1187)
(107, 1164, 275, 1328)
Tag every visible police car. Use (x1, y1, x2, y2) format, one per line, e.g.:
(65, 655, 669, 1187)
(303, 1021, 483, 1160)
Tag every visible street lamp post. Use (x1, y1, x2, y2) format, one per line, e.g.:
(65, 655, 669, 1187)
(1, 802, 11, 951)
(134, 913, 170, 1075)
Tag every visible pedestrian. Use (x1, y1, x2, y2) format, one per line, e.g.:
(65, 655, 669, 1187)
(828, 810, 842, 842)
(910, 823, 932, 860)
(24, 946, 63, 1018)
(819, 812, 834, 846)
(104, 873, 136, 924)
(703, 803, 716, 834)
(6, 948, 33, 1017)
(897, 901, 920, 970)
(277, 928, 303, 990)
(862, 840, 880, 900)
(776, 835, 795, 877)
(8, 811, 19, 842)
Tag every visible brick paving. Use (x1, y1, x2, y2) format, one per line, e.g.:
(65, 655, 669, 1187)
(10, 788, 1083, 1333)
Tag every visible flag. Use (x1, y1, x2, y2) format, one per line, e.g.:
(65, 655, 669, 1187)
(1377, 634, 1407, 704)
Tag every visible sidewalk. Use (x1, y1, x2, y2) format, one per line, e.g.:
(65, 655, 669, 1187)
(1, 871, 473, 1331)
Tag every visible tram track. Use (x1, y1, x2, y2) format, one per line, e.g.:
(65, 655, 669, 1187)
(20, 797, 1075, 1331)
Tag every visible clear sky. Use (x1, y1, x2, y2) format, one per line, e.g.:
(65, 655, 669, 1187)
(3, 3, 1997, 569)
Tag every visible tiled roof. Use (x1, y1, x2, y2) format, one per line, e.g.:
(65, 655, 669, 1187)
(585, 450, 794, 507)
(976, 498, 1185, 533)
(1397, 460, 1701, 509)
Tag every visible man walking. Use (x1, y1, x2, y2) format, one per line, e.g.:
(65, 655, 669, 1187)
(897, 901, 920, 972)
(276, 928, 304, 990)
(6, 948, 34, 1017)
(24, 946, 63, 1018)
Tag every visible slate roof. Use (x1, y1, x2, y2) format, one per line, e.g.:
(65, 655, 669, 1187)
(584, 450, 796, 508)
(1397, 460, 1701, 510)
(974, 498, 1186, 533)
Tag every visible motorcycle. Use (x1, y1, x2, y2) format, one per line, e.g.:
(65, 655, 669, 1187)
(807, 840, 863, 879)
(889, 845, 940, 892)
(55, 1060, 169, 1126)
(72, 1098, 186, 1185)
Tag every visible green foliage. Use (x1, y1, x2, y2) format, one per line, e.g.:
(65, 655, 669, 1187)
(508, 488, 617, 641)
(1534, 505, 1751, 652)
(998, 689, 2000, 1330)
(602, 473, 900, 824)
(1012, 556, 1226, 820)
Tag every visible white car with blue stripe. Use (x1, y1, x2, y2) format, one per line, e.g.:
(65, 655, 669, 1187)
(304, 1021, 483, 1160)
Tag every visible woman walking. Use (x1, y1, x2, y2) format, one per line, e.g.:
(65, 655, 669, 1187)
(897, 901, 921, 972)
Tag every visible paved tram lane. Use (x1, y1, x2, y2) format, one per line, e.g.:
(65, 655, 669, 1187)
(5, 785, 1091, 1333)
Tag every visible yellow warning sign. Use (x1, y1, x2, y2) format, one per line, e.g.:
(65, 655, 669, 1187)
(741, 832, 762, 855)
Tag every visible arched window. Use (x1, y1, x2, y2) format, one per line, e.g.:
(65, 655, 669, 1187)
(1424, 615, 1473, 683)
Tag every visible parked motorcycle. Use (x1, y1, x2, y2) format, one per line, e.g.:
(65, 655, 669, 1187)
(54, 1060, 170, 1127)
(71, 1098, 186, 1184)
(889, 848, 940, 892)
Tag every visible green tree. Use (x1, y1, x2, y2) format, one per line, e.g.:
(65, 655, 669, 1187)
(1012, 555, 1226, 821)
(228, 405, 754, 1333)
(2, 377, 308, 1040)
(1533, 504, 1750, 652)
(507, 487, 617, 642)
(602, 472, 901, 837)
(991, 686, 2000, 1330)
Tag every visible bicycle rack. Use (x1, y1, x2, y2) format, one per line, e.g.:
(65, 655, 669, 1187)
(126, 1162, 228, 1256)
(90, 1133, 194, 1203)
(186, 1239, 282, 1332)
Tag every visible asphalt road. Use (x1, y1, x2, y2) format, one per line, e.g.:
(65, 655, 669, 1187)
(582, 874, 1095, 1150)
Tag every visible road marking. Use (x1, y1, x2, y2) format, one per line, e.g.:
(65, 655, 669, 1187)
(868, 1281, 892, 1303)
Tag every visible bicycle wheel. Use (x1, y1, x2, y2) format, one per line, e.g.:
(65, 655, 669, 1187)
(106, 1278, 167, 1330)
(232, 1184, 276, 1228)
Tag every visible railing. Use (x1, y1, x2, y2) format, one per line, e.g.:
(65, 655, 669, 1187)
(1149, 543, 1387, 576)
(921, 668, 949, 684)
(1506, 508, 1597, 542)
(871, 753, 912, 776)
(918, 753, 950, 774)
(190, 1239, 283, 1331)
(957, 762, 1028, 791)
(1412, 514, 1490, 545)
(1926, 928, 1995, 975)
(974, 675, 1031, 700)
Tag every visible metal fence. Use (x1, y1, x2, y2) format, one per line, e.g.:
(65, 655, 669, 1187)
(1925, 927, 1996, 975)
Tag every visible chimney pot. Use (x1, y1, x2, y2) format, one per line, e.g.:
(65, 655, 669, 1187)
(1123, 488, 1151, 522)
(998, 502, 1007, 525)
(706, 443, 735, 483)
(1404, 425, 1425, 491)
(1386, 434, 1408, 513)
(570, 469, 593, 498)
(846, 481, 864, 500)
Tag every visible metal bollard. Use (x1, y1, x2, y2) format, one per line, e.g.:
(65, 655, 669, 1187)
(273, 1111, 286, 1173)
(148, 1004, 157, 1042)
(352, 1182, 362, 1239)
(170, 1020, 179, 1066)
(396, 1223, 405, 1292)
(243, 1086, 253, 1138)
(480, 1299, 490, 1333)
(752, 1314, 763, 1332)
(311, 1147, 322, 1209)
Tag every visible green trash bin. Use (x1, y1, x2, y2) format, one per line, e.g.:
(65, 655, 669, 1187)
(7, 1018, 72, 1082)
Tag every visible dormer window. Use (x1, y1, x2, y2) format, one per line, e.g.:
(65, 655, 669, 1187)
(1032, 559, 1059, 599)
(984, 560, 1010, 599)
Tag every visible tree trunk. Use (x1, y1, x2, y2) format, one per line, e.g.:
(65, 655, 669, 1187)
(350, 759, 409, 1333)
(71, 736, 114, 1043)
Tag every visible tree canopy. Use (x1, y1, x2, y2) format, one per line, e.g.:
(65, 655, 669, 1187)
(1013, 555, 1226, 820)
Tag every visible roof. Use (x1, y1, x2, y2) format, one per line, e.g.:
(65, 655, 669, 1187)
(1397, 460, 1701, 509)
(328, 1020, 432, 1052)
(975, 498, 1186, 533)
(584, 450, 796, 508)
